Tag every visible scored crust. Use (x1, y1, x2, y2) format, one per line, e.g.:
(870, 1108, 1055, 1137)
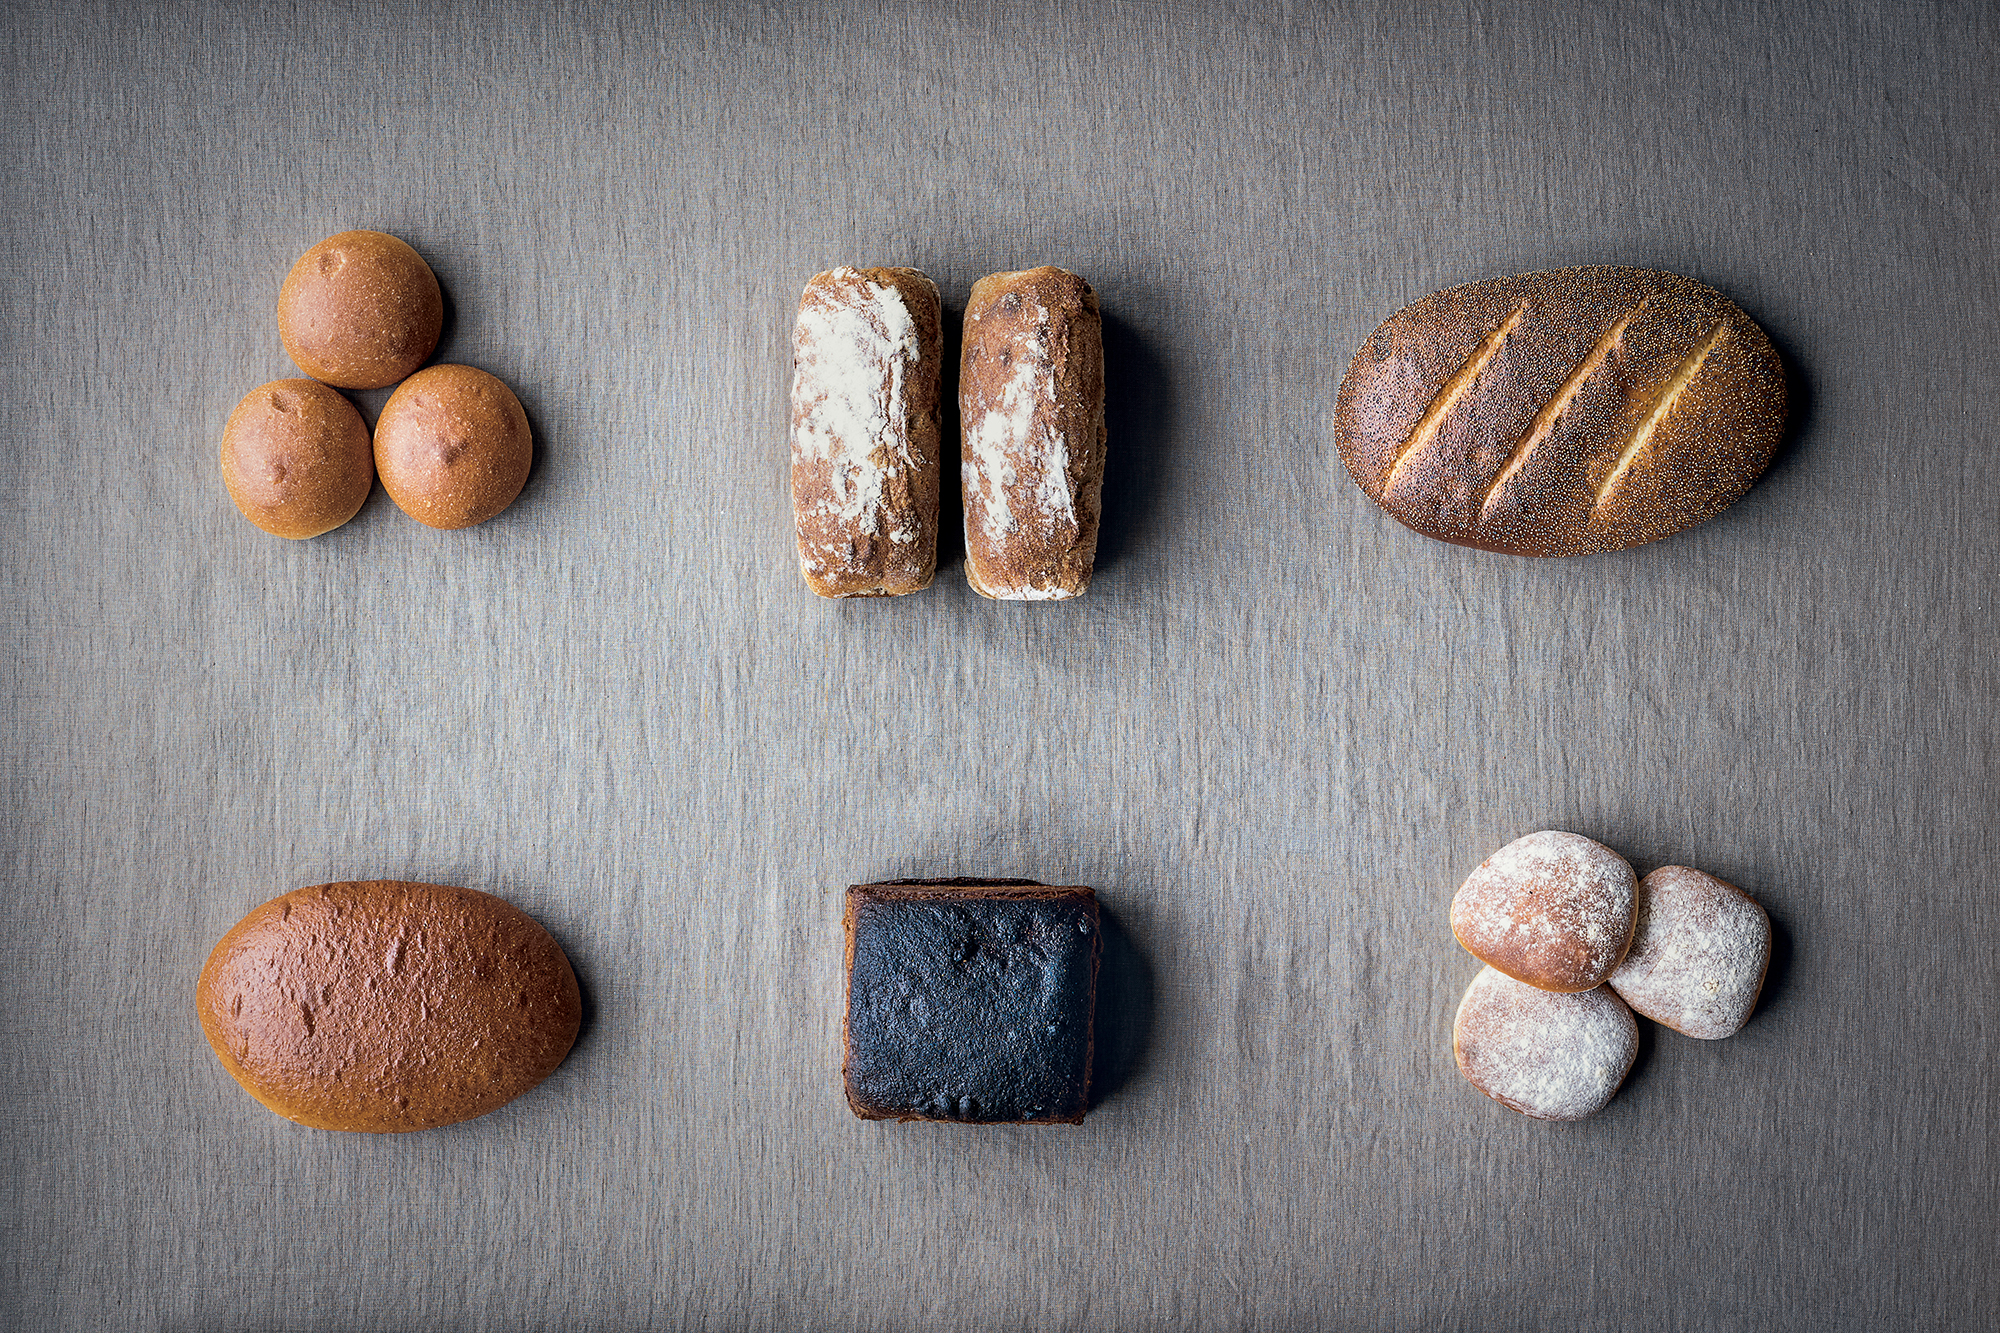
(1335, 266, 1786, 556)
(960, 267, 1106, 600)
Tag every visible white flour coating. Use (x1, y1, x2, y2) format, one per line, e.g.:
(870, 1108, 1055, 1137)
(994, 580, 1075, 600)
(1451, 830, 1637, 990)
(1454, 967, 1638, 1120)
(791, 269, 923, 572)
(1608, 866, 1770, 1039)
(963, 302, 1078, 545)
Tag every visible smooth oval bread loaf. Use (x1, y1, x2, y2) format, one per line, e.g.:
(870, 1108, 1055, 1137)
(960, 266, 1106, 600)
(1335, 267, 1786, 555)
(790, 266, 943, 597)
(278, 230, 443, 390)
(196, 880, 580, 1132)
(373, 364, 532, 529)
(220, 378, 373, 538)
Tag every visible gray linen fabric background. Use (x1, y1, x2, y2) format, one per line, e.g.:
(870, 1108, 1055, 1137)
(3, 0, 1996, 1329)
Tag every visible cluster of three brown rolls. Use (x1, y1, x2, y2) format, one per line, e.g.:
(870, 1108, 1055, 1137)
(791, 265, 1106, 600)
(222, 230, 532, 538)
(1450, 831, 1773, 1121)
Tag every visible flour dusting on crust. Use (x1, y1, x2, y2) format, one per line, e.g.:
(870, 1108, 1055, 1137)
(1451, 830, 1637, 991)
(791, 268, 932, 584)
(963, 300, 1082, 577)
(1454, 967, 1637, 1120)
(958, 267, 1103, 602)
(1608, 866, 1770, 1039)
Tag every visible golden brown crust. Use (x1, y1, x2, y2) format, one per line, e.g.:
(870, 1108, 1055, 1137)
(220, 379, 373, 538)
(1335, 266, 1786, 556)
(277, 231, 443, 390)
(373, 364, 532, 529)
(790, 267, 942, 597)
(196, 881, 579, 1133)
(960, 267, 1106, 599)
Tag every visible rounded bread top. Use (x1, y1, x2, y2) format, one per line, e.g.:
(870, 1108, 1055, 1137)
(220, 378, 373, 539)
(196, 880, 580, 1132)
(1453, 966, 1637, 1121)
(1608, 865, 1771, 1039)
(278, 230, 443, 390)
(372, 363, 532, 529)
(1450, 830, 1637, 992)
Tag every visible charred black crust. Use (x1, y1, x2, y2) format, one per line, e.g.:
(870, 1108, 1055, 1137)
(843, 881, 1100, 1124)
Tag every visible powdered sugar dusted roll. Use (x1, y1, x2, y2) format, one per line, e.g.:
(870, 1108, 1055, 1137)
(960, 266, 1106, 600)
(790, 266, 942, 597)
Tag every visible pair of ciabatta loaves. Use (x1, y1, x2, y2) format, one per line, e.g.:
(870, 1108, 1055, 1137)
(790, 266, 1106, 601)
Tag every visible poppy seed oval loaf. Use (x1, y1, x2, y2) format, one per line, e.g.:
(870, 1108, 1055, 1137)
(196, 881, 580, 1132)
(1335, 267, 1786, 556)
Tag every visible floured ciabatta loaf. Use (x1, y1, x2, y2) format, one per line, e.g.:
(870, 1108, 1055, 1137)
(960, 266, 1106, 599)
(1454, 966, 1638, 1121)
(1335, 267, 1786, 555)
(1608, 866, 1771, 1039)
(790, 266, 942, 597)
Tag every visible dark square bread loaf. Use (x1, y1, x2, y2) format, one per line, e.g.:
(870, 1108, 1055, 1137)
(842, 879, 1099, 1124)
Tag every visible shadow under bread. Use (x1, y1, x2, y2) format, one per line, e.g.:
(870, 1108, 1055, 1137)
(1093, 305, 1175, 575)
(1090, 902, 1157, 1112)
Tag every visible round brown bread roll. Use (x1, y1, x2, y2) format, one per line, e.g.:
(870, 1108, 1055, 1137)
(1450, 830, 1637, 992)
(1454, 966, 1638, 1121)
(277, 230, 444, 389)
(219, 378, 374, 538)
(196, 880, 581, 1132)
(372, 364, 532, 528)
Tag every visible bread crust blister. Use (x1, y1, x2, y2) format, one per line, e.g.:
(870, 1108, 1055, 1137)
(790, 266, 943, 597)
(1335, 266, 1786, 556)
(196, 881, 580, 1132)
(959, 267, 1106, 599)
